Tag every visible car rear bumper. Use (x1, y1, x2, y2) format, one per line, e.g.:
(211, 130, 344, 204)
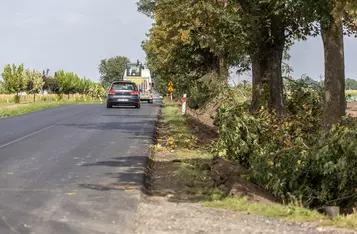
(107, 95, 140, 106)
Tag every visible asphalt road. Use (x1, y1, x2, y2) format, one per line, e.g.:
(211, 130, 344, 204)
(0, 103, 160, 234)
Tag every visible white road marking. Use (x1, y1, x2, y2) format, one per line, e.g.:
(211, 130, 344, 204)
(0, 125, 56, 150)
(0, 107, 100, 150)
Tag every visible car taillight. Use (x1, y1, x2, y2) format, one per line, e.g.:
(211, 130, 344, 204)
(130, 90, 139, 95)
(108, 90, 116, 95)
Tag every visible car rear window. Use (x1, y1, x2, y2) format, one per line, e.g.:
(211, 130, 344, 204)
(112, 83, 137, 90)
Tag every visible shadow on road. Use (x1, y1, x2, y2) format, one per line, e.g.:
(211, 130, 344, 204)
(78, 156, 148, 192)
(81, 156, 147, 168)
(59, 121, 157, 140)
(77, 153, 213, 205)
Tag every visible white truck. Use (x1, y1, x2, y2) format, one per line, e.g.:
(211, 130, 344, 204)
(123, 61, 153, 103)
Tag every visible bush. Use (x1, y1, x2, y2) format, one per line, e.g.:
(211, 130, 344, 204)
(14, 95, 20, 104)
(284, 77, 323, 117)
(56, 94, 63, 101)
(212, 80, 357, 209)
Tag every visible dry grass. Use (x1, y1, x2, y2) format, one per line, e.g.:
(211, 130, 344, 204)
(346, 90, 357, 95)
(0, 93, 95, 104)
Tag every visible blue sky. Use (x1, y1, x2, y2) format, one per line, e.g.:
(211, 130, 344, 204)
(0, 1, 356, 82)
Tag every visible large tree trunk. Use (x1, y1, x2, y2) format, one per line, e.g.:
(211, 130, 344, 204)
(218, 56, 229, 84)
(321, 3, 345, 130)
(251, 17, 285, 116)
(266, 16, 285, 117)
(251, 56, 266, 111)
(265, 46, 284, 116)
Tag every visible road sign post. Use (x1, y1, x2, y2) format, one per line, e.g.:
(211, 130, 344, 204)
(181, 93, 187, 115)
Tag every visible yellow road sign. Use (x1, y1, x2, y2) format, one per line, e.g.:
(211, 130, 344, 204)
(168, 86, 174, 92)
(168, 81, 173, 87)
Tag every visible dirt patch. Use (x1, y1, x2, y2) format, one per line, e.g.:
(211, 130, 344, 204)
(185, 97, 221, 128)
(186, 114, 218, 148)
(0, 103, 29, 110)
(144, 151, 187, 198)
(211, 156, 278, 205)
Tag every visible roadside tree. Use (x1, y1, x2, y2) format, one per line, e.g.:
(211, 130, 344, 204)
(98, 56, 130, 86)
(1, 64, 28, 103)
(26, 69, 44, 102)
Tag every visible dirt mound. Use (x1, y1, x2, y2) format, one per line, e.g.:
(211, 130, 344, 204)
(186, 97, 221, 127)
(211, 156, 278, 205)
(186, 114, 218, 147)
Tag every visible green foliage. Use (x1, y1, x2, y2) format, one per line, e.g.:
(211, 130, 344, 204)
(88, 82, 106, 99)
(0, 82, 9, 94)
(13, 95, 20, 104)
(187, 73, 226, 109)
(26, 69, 44, 95)
(55, 70, 74, 95)
(138, 0, 357, 210)
(53, 70, 105, 99)
(137, 0, 156, 17)
(98, 56, 130, 86)
(346, 78, 357, 90)
(212, 80, 357, 208)
(0, 64, 105, 104)
(77, 77, 91, 95)
(140, 0, 251, 106)
(1, 64, 28, 95)
(43, 76, 58, 93)
(284, 76, 324, 116)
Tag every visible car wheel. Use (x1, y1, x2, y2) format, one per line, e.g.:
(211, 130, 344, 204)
(106, 103, 112, 108)
(135, 104, 141, 109)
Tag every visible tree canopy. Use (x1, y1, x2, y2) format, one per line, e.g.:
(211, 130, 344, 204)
(1, 64, 28, 95)
(346, 78, 357, 89)
(138, 0, 357, 119)
(26, 69, 44, 95)
(98, 56, 130, 85)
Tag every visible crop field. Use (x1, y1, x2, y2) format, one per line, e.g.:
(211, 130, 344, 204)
(346, 90, 357, 95)
(0, 93, 95, 105)
(346, 90, 357, 102)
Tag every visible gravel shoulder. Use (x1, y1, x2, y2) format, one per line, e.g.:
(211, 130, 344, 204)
(133, 195, 356, 234)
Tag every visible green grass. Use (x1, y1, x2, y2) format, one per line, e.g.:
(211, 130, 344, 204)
(161, 102, 191, 135)
(204, 197, 324, 222)
(322, 213, 357, 229)
(204, 197, 357, 230)
(0, 100, 102, 118)
(156, 101, 198, 150)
